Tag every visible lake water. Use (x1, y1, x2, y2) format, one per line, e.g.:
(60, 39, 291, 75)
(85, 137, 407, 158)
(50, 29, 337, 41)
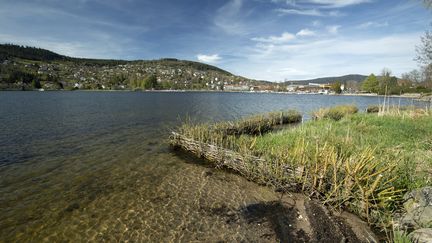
(0, 91, 423, 241)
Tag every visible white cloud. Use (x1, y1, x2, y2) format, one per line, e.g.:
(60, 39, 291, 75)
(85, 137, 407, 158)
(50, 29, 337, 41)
(0, 4, 148, 33)
(242, 32, 421, 81)
(276, 8, 342, 16)
(303, 0, 371, 8)
(196, 54, 222, 63)
(312, 20, 322, 27)
(296, 28, 316, 36)
(276, 8, 324, 16)
(357, 21, 389, 29)
(328, 10, 343, 16)
(273, 67, 310, 75)
(214, 0, 247, 35)
(273, 0, 371, 8)
(252, 32, 296, 43)
(326, 25, 341, 34)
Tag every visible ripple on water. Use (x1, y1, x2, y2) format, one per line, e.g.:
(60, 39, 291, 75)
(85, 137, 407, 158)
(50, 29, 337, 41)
(1, 138, 287, 242)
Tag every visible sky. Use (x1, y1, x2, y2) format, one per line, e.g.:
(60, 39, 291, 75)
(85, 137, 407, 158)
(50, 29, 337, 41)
(0, 0, 431, 81)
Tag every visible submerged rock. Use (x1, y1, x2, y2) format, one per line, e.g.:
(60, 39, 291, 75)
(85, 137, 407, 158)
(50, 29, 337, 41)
(400, 187, 432, 229)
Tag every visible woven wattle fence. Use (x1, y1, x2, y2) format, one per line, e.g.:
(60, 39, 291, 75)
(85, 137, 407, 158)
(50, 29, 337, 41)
(170, 131, 301, 190)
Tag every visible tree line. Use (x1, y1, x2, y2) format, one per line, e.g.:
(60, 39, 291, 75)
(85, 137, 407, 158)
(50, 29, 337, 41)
(360, 23, 432, 95)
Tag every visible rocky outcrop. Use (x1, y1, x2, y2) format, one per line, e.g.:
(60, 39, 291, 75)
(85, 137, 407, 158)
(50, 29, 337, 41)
(408, 228, 432, 243)
(395, 187, 432, 243)
(400, 187, 432, 229)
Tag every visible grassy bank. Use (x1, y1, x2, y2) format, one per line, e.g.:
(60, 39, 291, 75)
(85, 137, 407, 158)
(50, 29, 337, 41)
(172, 106, 432, 234)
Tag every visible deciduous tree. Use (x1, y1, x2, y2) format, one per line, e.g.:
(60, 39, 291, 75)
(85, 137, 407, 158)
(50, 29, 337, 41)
(415, 28, 432, 65)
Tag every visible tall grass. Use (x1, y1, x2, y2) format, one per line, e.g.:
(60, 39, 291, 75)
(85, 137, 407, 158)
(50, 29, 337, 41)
(258, 139, 404, 228)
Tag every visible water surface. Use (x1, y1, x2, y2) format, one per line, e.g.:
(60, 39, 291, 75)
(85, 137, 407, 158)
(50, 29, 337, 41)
(0, 91, 422, 241)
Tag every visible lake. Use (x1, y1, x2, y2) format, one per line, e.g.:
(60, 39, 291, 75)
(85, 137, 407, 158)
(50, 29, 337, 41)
(0, 91, 423, 241)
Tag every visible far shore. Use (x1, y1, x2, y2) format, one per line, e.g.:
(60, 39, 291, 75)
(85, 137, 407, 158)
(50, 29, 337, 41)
(1, 88, 431, 100)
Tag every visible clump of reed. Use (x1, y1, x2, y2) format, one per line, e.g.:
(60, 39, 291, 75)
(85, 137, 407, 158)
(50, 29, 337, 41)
(366, 105, 380, 113)
(229, 135, 403, 230)
(177, 110, 302, 142)
(223, 110, 302, 135)
(378, 105, 431, 118)
(312, 105, 358, 121)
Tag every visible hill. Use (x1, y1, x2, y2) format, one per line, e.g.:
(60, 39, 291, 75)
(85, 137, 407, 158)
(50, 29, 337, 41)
(0, 44, 257, 91)
(285, 74, 367, 84)
(0, 44, 232, 74)
(0, 43, 68, 62)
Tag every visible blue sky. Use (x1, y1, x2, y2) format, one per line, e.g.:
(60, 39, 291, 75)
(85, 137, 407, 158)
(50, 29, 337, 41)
(0, 0, 430, 81)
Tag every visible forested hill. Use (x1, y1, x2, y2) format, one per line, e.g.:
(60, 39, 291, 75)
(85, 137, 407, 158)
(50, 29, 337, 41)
(0, 44, 231, 74)
(285, 74, 368, 84)
(0, 44, 68, 61)
(0, 44, 261, 90)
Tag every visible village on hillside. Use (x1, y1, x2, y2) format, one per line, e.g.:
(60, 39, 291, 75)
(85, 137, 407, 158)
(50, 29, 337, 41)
(1, 45, 431, 99)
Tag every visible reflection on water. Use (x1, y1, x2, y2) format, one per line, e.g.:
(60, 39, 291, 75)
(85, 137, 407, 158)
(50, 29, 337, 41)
(0, 91, 423, 241)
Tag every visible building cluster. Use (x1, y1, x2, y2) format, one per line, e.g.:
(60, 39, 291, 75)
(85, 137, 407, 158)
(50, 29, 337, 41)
(286, 82, 345, 94)
(2, 58, 351, 93)
(3, 59, 261, 90)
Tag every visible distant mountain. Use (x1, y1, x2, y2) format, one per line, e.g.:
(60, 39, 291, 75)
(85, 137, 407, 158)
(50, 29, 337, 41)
(1, 44, 268, 91)
(285, 74, 368, 84)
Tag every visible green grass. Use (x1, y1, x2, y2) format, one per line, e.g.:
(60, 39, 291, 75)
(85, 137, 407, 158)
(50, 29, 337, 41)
(393, 230, 412, 243)
(173, 106, 432, 232)
(254, 113, 432, 172)
(251, 113, 432, 215)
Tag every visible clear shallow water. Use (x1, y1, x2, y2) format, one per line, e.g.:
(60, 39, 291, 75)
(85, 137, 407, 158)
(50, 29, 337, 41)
(0, 91, 423, 241)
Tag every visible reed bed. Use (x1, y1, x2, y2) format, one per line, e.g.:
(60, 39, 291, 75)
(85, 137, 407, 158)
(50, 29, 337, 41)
(177, 110, 302, 139)
(219, 110, 302, 135)
(378, 105, 431, 118)
(171, 105, 432, 233)
(311, 105, 359, 121)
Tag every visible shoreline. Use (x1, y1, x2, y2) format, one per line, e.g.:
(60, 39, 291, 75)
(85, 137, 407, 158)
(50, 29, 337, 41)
(0, 88, 428, 99)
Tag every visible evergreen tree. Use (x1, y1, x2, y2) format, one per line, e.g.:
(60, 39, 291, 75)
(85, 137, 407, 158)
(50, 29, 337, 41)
(331, 81, 342, 94)
(32, 79, 42, 89)
(361, 74, 379, 93)
(144, 75, 158, 89)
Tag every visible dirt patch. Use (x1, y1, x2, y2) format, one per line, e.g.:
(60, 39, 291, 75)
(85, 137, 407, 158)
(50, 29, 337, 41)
(200, 192, 377, 242)
(241, 201, 310, 242)
(305, 200, 362, 242)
